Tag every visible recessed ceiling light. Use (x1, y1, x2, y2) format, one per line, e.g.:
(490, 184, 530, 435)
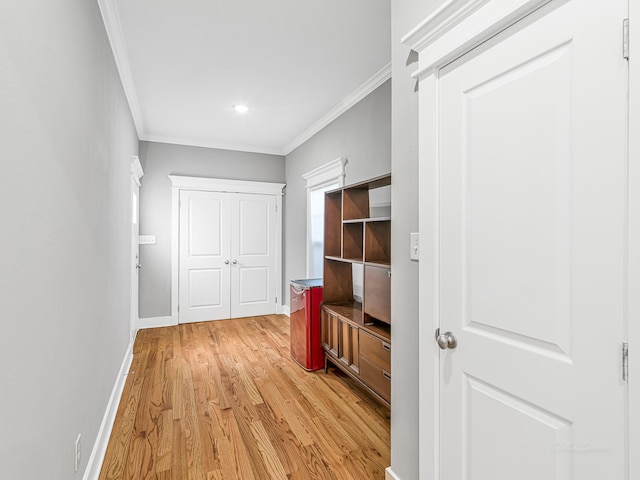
(233, 104, 249, 113)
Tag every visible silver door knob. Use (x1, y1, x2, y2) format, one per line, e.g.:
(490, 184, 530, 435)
(436, 331, 457, 350)
(225, 260, 229, 264)
(232, 260, 238, 264)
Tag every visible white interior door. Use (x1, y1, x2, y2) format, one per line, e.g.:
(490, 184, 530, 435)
(179, 190, 231, 323)
(230, 193, 277, 318)
(435, 1, 627, 478)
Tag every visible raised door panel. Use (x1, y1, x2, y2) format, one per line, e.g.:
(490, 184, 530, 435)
(321, 308, 331, 351)
(329, 312, 340, 358)
(338, 320, 359, 374)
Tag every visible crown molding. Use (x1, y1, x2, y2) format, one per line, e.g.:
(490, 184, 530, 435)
(283, 62, 392, 155)
(97, 0, 145, 138)
(141, 133, 285, 157)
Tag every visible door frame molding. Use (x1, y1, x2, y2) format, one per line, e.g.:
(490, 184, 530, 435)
(401, 0, 635, 478)
(302, 157, 347, 277)
(628, 0, 638, 478)
(168, 175, 286, 324)
(129, 155, 143, 341)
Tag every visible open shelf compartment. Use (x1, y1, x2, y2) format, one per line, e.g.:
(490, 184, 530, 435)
(364, 220, 391, 264)
(342, 222, 364, 261)
(324, 191, 342, 258)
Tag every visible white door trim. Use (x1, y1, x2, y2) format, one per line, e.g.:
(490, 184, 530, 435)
(303, 157, 347, 277)
(129, 155, 143, 340)
(169, 175, 286, 321)
(402, 0, 553, 80)
(402, 1, 633, 478)
(302, 157, 347, 189)
(628, 0, 639, 478)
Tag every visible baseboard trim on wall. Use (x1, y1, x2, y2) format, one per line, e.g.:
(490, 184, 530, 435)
(135, 315, 177, 330)
(282, 305, 290, 317)
(82, 341, 134, 480)
(385, 467, 401, 480)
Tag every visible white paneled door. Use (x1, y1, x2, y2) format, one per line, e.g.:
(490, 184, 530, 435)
(433, 0, 628, 479)
(179, 191, 232, 322)
(179, 190, 277, 323)
(231, 194, 277, 318)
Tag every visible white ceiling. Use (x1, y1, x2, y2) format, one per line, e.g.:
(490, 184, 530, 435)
(99, 0, 391, 156)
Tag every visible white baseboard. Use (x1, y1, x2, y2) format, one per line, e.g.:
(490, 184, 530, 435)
(282, 305, 290, 317)
(135, 315, 176, 330)
(386, 467, 401, 480)
(82, 341, 134, 480)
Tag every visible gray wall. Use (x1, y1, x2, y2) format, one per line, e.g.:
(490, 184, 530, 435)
(390, 1, 444, 479)
(138, 141, 285, 318)
(0, 1, 139, 479)
(284, 80, 391, 305)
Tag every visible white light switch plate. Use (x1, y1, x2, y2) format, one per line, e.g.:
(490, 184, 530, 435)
(410, 232, 419, 260)
(139, 235, 156, 245)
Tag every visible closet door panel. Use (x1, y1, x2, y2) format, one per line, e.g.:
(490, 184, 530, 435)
(179, 190, 231, 323)
(231, 194, 277, 317)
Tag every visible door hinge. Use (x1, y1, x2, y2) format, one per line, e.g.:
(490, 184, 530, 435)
(623, 18, 629, 60)
(177, 305, 180, 313)
(275, 296, 278, 303)
(623, 342, 629, 381)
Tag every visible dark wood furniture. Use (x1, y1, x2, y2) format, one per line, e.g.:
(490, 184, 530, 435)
(321, 174, 391, 407)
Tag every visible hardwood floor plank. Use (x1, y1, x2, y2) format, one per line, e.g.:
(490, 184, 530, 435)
(248, 419, 289, 480)
(225, 412, 258, 479)
(253, 403, 304, 477)
(99, 315, 390, 480)
(228, 408, 273, 480)
(155, 410, 173, 474)
(254, 377, 314, 447)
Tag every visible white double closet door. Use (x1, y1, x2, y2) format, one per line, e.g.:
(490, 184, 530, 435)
(179, 190, 277, 323)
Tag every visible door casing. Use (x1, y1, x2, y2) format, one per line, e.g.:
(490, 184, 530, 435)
(130, 155, 143, 340)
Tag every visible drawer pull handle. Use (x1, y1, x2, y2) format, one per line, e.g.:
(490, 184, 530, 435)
(382, 343, 391, 352)
(382, 370, 391, 381)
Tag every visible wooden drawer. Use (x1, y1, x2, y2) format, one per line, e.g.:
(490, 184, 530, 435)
(359, 330, 390, 372)
(359, 355, 391, 403)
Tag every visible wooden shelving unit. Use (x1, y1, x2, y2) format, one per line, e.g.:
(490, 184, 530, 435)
(321, 174, 391, 407)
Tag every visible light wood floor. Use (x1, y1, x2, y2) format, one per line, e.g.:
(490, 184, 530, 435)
(99, 315, 390, 479)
